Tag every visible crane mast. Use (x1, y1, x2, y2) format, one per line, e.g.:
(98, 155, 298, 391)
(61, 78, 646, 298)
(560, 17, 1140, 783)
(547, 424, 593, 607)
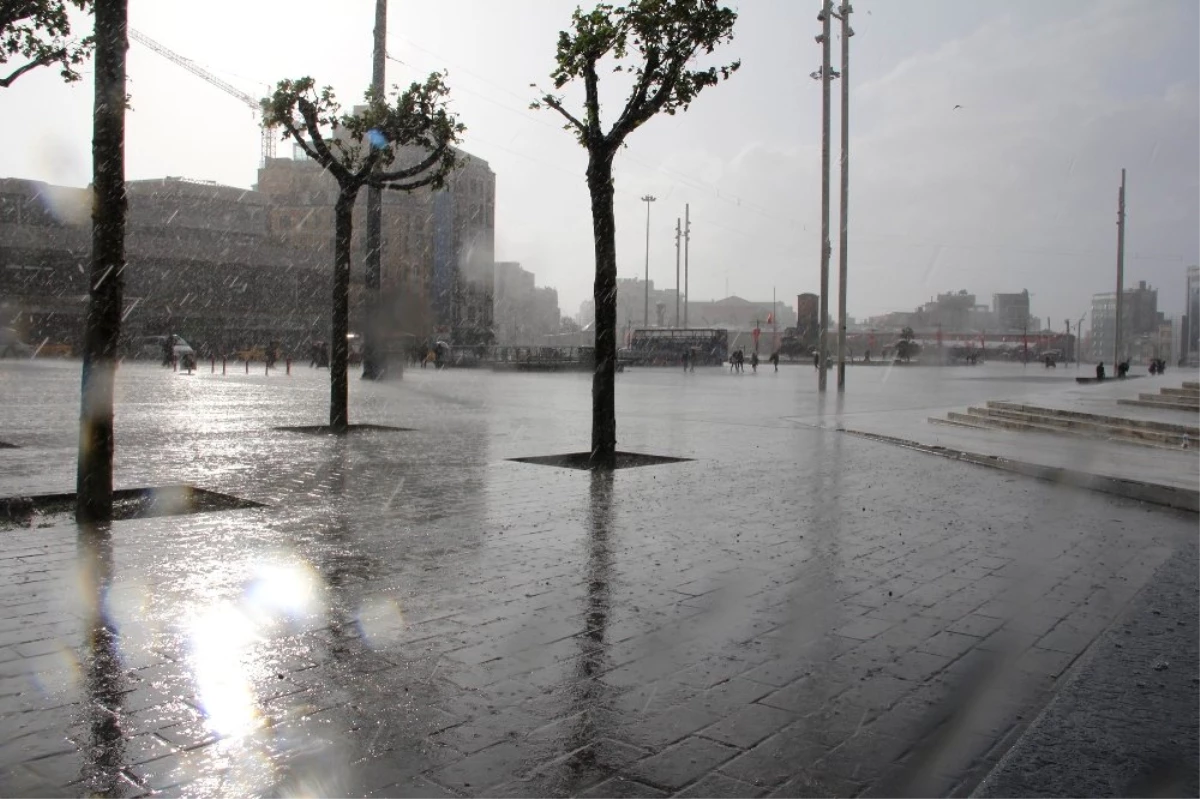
(129, 29, 276, 167)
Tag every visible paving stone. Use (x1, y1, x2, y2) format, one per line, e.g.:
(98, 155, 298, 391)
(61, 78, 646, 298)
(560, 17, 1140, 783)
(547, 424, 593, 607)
(678, 772, 766, 797)
(629, 736, 740, 791)
(697, 703, 798, 749)
(0, 363, 1193, 799)
(717, 725, 828, 788)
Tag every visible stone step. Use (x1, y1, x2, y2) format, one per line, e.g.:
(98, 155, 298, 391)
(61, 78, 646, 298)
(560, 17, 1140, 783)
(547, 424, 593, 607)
(1160, 386, 1200, 398)
(940, 410, 1176, 448)
(971, 407, 1190, 446)
(1183, 381, 1199, 390)
(1136, 392, 1199, 407)
(927, 415, 993, 433)
(986, 401, 1199, 438)
(1118, 397, 1200, 413)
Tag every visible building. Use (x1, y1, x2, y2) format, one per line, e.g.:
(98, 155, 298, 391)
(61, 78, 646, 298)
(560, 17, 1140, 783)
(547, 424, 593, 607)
(0, 177, 326, 353)
(796, 293, 819, 337)
(685, 296, 797, 330)
(256, 144, 496, 345)
(493, 261, 561, 345)
(578, 277, 680, 333)
(993, 291, 1032, 332)
(1184, 265, 1199, 366)
(1090, 280, 1160, 362)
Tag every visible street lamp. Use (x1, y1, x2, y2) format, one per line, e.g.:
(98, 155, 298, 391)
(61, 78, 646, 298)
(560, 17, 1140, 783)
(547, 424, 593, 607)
(641, 195, 656, 327)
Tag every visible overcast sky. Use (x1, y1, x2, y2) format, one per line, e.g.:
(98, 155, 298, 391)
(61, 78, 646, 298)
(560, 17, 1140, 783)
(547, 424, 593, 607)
(1, 0, 1196, 327)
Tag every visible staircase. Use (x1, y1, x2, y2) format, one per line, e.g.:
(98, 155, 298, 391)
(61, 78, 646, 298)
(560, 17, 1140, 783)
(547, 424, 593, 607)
(930, 395, 1198, 451)
(1117, 381, 1200, 412)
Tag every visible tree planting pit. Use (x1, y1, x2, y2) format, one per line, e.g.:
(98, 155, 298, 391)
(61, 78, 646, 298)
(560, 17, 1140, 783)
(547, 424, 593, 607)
(509, 451, 691, 470)
(276, 424, 415, 435)
(1, 485, 263, 530)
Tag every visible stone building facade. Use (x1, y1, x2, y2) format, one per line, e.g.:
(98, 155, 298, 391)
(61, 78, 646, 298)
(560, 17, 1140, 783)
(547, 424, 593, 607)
(0, 177, 327, 355)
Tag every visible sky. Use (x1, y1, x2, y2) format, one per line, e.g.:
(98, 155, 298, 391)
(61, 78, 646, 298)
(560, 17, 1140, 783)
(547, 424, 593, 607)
(1, 0, 1197, 329)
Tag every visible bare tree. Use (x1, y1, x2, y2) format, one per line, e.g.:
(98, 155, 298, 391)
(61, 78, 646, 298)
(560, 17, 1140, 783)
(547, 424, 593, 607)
(75, 0, 125, 523)
(1, 0, 94, 88)
(262, 74, 463, 432)
(533, 0, 738, 468)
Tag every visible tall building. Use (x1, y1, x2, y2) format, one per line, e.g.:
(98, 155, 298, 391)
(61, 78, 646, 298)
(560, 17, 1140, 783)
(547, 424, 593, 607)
(493, 261, 561, 345)
(0, 177, 326, 352)
(1090, 280, 1160, 362)
(1184, 265, 1199, 366)
(578, 277, 680, 332)
(993, 290, 1031, 332)
(257, 145, 496, 345)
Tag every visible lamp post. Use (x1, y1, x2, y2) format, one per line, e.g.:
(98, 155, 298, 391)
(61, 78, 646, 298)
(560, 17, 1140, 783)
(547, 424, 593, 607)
(642, 195, 656, 328)
(811, 0, 838, 391)
(833, 2, 852, 390)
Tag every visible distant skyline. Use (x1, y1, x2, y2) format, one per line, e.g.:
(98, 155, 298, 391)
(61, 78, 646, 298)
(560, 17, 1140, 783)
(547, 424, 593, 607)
(0, 0, 1196, 327)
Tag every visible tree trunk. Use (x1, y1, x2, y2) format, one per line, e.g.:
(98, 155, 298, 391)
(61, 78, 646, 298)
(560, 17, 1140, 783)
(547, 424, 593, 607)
(587, 151, 618, 468)
(76, 0, 128, 524)
(330, 189, 356, 433)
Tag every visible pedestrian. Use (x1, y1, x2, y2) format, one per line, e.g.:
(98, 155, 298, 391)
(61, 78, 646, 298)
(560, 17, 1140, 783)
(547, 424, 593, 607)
(813, 351, 820, 370)
(729, 352, 736, 373)
(770, 351, 779, 372)
(682, 349, 689, 371)
(750, 351, 759, 373)
(1095, 361, 1105, 380)
(161, 335, 173, 367)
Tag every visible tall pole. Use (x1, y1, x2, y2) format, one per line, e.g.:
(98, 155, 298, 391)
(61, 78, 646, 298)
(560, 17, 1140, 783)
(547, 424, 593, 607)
(362, 0, 388, 379)
(683, 204, 691, 329)
(642, 195, 656, 327)
(835, 3, 852, 391)
(1113, 168, 1126, 367)
(817, 0, 832, 391)
(674, 218, 681, 327)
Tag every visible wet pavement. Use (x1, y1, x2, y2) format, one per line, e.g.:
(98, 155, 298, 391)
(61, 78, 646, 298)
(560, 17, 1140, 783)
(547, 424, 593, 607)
(0, 360, 1195, 797)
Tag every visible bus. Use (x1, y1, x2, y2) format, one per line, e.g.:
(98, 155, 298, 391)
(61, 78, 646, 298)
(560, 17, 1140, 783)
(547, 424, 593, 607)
(624, 328, 729, 366)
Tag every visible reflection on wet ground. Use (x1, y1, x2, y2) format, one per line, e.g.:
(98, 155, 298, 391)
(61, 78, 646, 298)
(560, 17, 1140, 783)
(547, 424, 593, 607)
(0, 361, 1194, 797)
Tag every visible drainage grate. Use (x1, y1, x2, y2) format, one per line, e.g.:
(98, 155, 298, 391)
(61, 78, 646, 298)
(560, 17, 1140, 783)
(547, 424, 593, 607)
(276, 424, 415, 435)
(1, 485, 263, 528)
(509, 451, 691, 470)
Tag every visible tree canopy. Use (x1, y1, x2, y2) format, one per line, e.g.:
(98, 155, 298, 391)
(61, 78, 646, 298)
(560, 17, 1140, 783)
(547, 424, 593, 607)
(532, 0, 738, 153)
(261, 73, 464, 194)
(1, 0, 94, 89)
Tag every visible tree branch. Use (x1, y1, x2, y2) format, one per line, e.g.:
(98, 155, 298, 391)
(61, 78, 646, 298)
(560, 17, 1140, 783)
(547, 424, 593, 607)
(296, 97, 350, 183)
(372, 142, 449, 183)
(0, 2, 39, 32)
(379, 171, 447, 193)
(0, 49, 64, 89)
(277, 116, 324, 164)
(542, 95, 586, 137)
(616, 43, 700, 138)
(608, 48, 660, 145)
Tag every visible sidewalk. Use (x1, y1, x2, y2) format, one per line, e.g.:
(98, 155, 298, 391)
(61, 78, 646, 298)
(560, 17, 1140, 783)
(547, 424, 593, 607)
(0, 360, 1195, 797)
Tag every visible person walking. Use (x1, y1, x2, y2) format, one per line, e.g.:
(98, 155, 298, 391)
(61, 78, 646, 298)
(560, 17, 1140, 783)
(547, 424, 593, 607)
(750, 351, 759, 373)
(682, 349, 689, 371)
(770, 351, 779, 372)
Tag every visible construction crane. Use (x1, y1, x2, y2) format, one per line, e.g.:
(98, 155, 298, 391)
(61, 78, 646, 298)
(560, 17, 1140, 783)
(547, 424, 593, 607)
(129, 29, 276, 167)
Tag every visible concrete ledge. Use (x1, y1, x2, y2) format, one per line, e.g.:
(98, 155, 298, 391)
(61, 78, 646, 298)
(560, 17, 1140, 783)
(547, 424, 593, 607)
(842, 428, 1199, 513)
(987, 401, 1199, 437)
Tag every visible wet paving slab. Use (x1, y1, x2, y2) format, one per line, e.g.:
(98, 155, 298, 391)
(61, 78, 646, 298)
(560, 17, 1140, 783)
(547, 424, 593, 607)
(0, 360, 1195, 796)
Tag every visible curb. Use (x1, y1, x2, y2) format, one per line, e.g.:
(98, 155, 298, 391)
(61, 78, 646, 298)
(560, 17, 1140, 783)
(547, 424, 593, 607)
(840, 428, 1199, 513)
